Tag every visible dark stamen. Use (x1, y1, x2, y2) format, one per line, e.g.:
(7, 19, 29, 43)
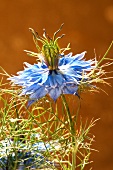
(49, 70, 58, 75)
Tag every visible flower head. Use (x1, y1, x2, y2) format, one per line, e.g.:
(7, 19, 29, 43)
(0, 135, 60, 169)
(8, 25, 95, 106)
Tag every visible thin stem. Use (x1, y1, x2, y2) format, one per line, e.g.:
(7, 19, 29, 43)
(97, 41, 113, 67)
(61, 95, 77, 170)
(13, 101, 19, 170)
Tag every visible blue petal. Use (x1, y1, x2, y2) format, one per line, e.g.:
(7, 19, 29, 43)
(46, 71, 64, 88)
(32, 142, 51, 151)
(63, 85, 78, 95)
(49, 87, 62, 101)
(27, 87, 48, 106)
(29, 86, 48, 99)
(58, 52, 72, 66)
(70, 51, 86, 61)
(27, 100, 36, 107)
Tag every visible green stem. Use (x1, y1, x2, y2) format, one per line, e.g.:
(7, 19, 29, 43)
(97, 41, 113, 67)
(13, 101, 19, 170)
(61, 95, 77, 170)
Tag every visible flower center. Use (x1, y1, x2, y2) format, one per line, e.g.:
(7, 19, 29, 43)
(49, 69, 58, 75)
(42, 42, 59, 70)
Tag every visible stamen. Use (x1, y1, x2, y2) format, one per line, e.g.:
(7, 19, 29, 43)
(55, 34, 65, 43)
(53, 23, 64, 41)
(43, 28, 47, 39)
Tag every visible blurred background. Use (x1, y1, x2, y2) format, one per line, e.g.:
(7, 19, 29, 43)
(0, 0, 113, 169)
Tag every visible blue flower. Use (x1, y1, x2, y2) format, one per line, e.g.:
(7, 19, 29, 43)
(8, 26, 95, 106)
(0, 136, 60, 169)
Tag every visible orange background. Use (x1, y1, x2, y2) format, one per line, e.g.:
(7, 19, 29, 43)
(0, 0, 113, 169)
